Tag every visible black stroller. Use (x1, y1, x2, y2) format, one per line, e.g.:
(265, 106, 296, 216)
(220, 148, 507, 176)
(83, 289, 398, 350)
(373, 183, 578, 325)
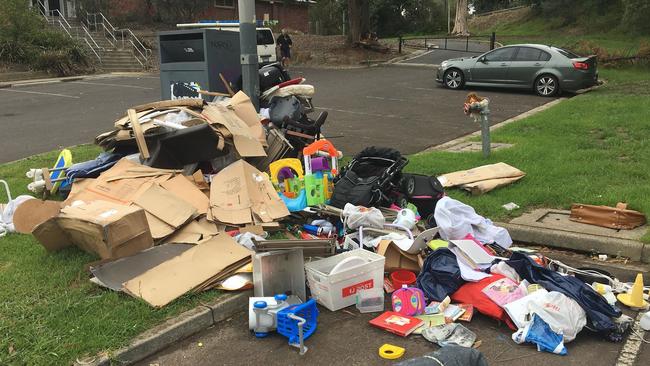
(330, 147, 408, 209)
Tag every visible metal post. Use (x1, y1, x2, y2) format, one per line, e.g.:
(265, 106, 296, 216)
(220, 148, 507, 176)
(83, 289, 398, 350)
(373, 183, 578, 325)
(490, 32, 496, 50)
(424, 38, 427, 49)
(466, 36, 469, 51)
(398, 36, 402, 54)
(444, 37, 448, 50)
(238, 0, 259, 110)
(480, 113, 491, 158)
(446, 0, 450, 34)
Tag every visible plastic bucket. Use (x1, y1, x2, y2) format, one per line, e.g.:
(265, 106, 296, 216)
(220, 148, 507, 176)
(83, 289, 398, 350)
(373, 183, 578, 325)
(390, 270, 416, 289)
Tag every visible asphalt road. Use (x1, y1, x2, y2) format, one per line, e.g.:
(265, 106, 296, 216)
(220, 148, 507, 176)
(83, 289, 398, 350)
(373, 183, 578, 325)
(136, 248, 648, 366)
(0, 68, 550, 163)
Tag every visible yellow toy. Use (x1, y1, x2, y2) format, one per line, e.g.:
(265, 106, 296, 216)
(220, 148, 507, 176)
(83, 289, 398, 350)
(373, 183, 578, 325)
(379, 344, 405, 360)
(617, 273, 649, 309)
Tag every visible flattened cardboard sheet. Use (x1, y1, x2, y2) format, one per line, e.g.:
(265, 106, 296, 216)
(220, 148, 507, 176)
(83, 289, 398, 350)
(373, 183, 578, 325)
(90, 243, 194, 291)
(123, 235, 252, 307)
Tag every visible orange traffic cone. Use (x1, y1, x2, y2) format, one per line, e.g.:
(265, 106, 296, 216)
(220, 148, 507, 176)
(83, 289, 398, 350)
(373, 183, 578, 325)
(617, 273, 649, 309)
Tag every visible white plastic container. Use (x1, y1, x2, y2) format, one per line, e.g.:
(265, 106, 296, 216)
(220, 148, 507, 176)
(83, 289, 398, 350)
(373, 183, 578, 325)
(305, 249, 385, 311)
(356, 288, 385, 313)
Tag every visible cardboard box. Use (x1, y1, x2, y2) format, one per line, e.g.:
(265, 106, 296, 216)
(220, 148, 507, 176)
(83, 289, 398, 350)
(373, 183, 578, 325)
(202, 104, 266, 157)
(377, 240, 421, 272)
(34, 200, 153, 259)
(209, 160, 289, 225)
(229, 91, 267, 146)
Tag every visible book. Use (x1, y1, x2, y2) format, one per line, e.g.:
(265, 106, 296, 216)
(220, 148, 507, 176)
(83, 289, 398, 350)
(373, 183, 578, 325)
(442, 304, 466, 322)
(412, 313, 446, 334)
(425, 296, 451, 314)
(482, 277, 527, 307)
(450, 239, 496, 265)
(457, 304, 474, 322)
(369, 311, 424, 337)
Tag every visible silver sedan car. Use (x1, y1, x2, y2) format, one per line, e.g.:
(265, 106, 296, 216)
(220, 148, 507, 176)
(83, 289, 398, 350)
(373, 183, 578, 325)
(435, 44, 598, 96)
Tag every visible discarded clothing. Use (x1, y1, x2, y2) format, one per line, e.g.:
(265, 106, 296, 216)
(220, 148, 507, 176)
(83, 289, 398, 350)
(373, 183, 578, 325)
(451, 274, 517, 330)
(421, 323, 477, 348)
(395, 345, 488, 366)
(416, 248, 463, 301)
(434, 197, 512, 247)
(506, 252, 621, 335)
(66, 152, 122, 180)
(513, 313, 567, 355)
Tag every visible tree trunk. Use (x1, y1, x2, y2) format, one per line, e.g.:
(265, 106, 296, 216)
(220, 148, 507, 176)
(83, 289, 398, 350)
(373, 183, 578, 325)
(348, 0, 369, 43)
(452, 0, 469, 36)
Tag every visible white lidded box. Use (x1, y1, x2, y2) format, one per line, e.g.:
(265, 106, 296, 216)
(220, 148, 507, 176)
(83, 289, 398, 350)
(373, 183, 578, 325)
(305, 249, 385, 311)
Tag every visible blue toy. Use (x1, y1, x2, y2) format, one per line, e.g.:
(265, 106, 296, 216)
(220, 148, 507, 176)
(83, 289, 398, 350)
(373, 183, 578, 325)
(251, 294, 319, 355)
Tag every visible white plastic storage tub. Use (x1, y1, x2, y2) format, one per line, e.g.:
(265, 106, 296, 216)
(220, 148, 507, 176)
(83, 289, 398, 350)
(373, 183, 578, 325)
(305, 249, 385, 311)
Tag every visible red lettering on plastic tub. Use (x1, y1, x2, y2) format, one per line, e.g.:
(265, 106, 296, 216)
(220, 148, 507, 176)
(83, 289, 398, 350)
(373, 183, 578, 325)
(342, 279, 374, 297)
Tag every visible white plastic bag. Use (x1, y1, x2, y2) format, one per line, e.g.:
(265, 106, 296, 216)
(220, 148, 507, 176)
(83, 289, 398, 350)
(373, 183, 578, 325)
(342, 203, 384, 230)
(490, 261, 521, 283)
(434, 197, 512, 247)
(528, 291, 587, 342)
(0, 195, 34, 237)
(234, 232, 267, 251)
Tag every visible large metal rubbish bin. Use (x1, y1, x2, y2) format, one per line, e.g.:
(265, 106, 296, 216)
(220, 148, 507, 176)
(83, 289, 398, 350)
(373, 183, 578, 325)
(158, 29, 241, 100)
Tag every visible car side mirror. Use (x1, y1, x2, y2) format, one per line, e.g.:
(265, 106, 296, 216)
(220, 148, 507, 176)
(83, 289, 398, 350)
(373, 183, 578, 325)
(480, 57, 487, 63)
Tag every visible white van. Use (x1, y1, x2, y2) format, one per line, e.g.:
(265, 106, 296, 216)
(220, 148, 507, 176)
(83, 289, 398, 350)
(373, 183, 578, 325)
(176, 22, 277, 65)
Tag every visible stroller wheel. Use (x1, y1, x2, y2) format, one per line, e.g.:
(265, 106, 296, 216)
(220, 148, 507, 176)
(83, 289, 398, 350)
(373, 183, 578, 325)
(425, 214, 437, 229)
(396, 196, 409, 210)
(403, 175, 416, 196)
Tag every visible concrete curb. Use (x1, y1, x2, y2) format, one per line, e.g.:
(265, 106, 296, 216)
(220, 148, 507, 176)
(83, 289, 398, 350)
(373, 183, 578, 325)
(499, 222, 649, 263)
(87, 291, 251, 366)
(0, 72, 155, 88)
(383, 62, 439, 69)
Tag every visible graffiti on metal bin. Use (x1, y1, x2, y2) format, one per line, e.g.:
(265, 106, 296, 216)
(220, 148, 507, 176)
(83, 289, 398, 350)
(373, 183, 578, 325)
(171, 82, 201, 100)
(210, 40, 233, 50)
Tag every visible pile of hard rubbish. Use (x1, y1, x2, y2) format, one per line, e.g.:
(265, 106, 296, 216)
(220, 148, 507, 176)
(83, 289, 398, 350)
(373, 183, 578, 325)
(2, 64, 648, 363)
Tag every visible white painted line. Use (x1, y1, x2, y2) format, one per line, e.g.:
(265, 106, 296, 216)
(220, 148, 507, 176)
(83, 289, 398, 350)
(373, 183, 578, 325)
(0, 88, 80, 99)
(365, 95, 408, 102)
(403, 86, 439, 92)
(616, 312, 646, 366)
(401, 50, 434, 63)
(71, 81, 154, 90)
(315, 106, 406, 120)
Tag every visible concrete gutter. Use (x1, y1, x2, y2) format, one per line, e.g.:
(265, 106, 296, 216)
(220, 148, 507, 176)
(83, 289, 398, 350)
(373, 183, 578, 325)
(81, 291, 251, 366)
(499, 222, 649, 263)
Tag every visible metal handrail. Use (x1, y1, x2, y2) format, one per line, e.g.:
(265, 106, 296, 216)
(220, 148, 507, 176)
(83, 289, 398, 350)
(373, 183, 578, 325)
(83, 38, 102, 62)
(85, 11, 152, 67)
(82, 26, 103, 51)
(36, 0, 103, 63)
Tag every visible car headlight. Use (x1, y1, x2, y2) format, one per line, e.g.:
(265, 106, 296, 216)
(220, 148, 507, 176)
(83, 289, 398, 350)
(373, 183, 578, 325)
(441, 61, 449, 68)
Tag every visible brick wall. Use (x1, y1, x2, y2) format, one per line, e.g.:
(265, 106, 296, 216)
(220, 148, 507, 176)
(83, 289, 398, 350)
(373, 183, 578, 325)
(202, 2, 310, 33)
(105, 0, 309, 33)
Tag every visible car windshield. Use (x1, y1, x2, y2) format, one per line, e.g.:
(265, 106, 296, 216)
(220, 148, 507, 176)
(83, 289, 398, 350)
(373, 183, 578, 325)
(552, 47, 581, 59)
(257, 30, 274, 45)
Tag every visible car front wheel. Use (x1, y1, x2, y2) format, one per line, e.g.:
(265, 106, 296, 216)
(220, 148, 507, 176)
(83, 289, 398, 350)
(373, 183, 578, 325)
(443, 69, 464, 90)
(534, 75, 559, 97)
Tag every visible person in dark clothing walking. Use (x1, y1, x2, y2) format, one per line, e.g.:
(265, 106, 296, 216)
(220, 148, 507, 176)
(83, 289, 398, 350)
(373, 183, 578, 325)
(277, 29, 293, 69)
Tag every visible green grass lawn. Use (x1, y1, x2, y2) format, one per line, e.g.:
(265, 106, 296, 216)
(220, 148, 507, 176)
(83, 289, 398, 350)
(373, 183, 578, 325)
(0, 147, 222, 365)
(407, 67, 650, 242)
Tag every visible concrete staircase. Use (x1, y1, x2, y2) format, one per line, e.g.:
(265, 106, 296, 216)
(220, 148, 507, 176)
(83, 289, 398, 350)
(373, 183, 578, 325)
(45, 16, 147, 72)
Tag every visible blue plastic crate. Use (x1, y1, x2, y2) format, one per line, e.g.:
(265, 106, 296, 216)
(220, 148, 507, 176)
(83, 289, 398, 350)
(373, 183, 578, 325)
(276, 299, 319, 345)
